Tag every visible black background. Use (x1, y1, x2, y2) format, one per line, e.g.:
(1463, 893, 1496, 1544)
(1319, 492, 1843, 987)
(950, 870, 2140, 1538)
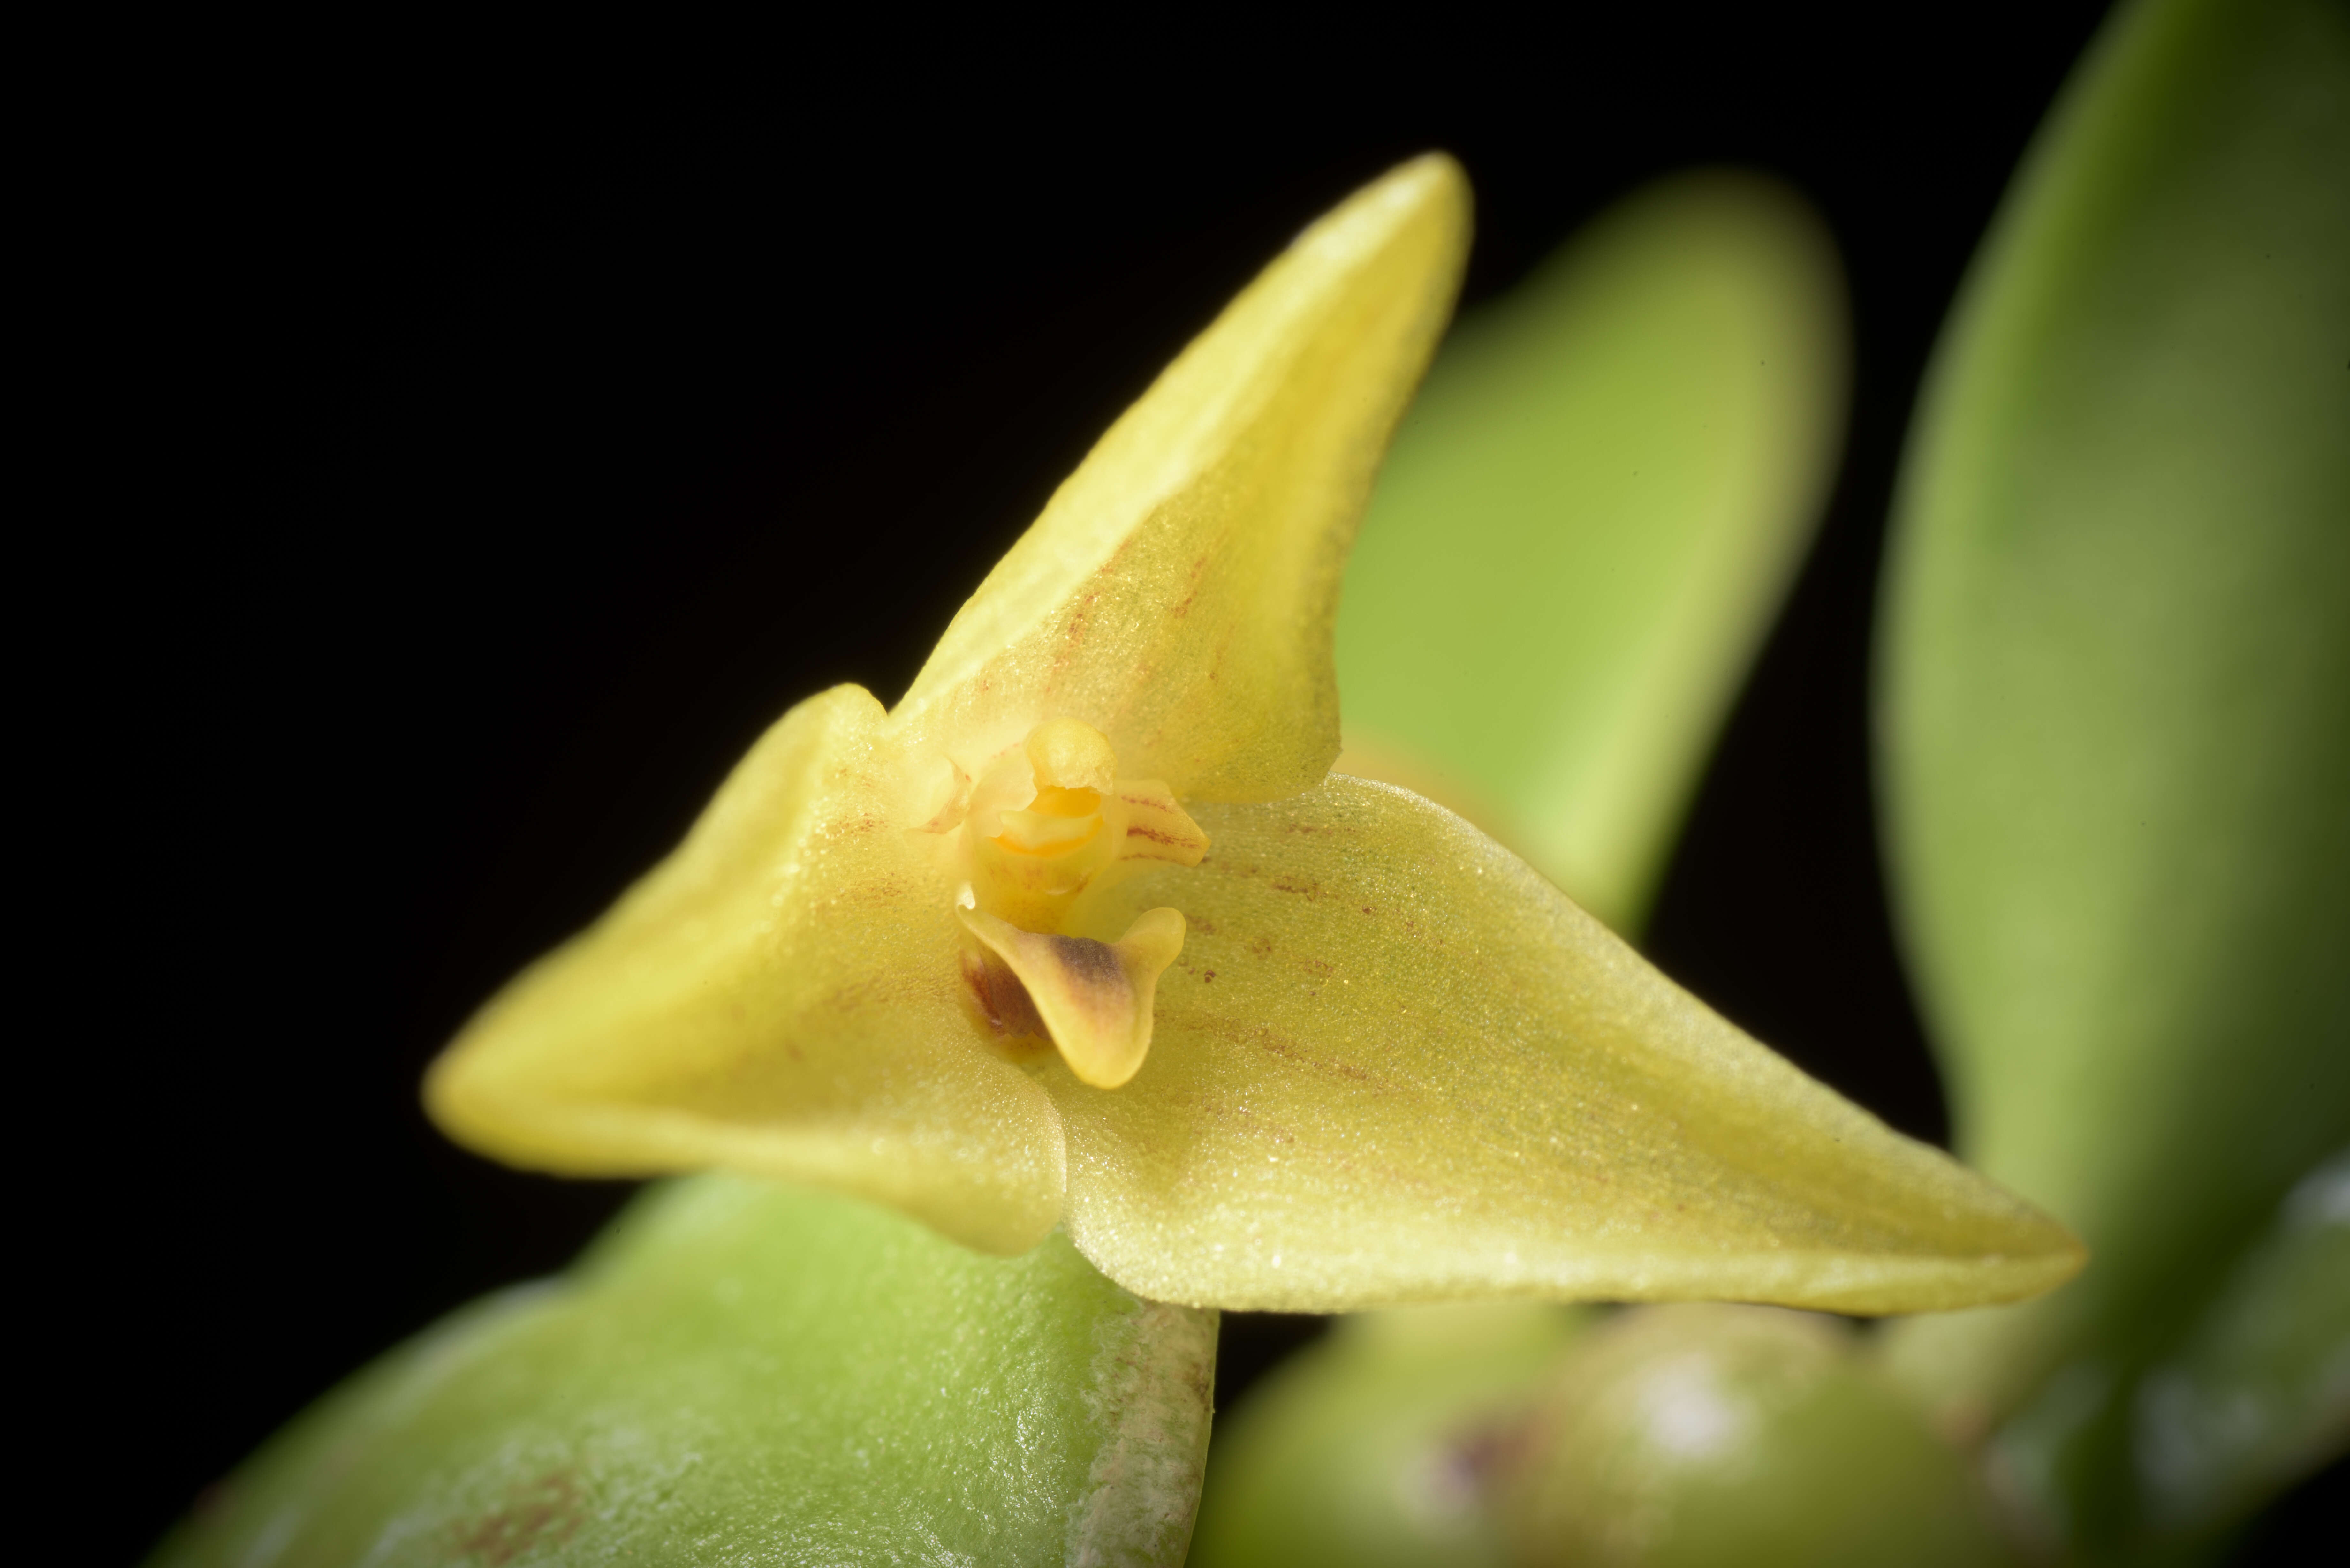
(66, 6, 2332, 1560)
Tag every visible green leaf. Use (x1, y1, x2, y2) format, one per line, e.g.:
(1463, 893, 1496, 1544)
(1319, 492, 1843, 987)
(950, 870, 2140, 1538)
(2125, 1150, 2350, 1543)
(150, 1178, 1217, 1568)
(1972, 1149, 2350, 1564)
(1188, 1305, 1590, 1568)
(1875, 0, 2350, 1542)
(1334, 170, 1847, 932)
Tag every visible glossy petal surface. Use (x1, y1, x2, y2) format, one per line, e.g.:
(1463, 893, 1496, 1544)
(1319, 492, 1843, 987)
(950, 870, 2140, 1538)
(1336, 172, 1846, 930)
(1878, 0, 2350, 1418)
(1048, 776, 2081, 1313)
(151, 1178, 1217, 1568)
(428, 685, 1067, 1255)
(891, 155, 1470, 802)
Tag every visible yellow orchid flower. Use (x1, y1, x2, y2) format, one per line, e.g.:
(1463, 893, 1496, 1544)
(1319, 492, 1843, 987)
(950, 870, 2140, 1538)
(425, 155, 2082, 1316)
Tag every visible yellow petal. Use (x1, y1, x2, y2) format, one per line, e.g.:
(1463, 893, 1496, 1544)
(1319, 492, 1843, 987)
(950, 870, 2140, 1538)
(1046, 775, 2083, 1312)
(959, 905, 1187, 1089)
(889, 155, 1471, 801)
(1108, 779, 1210, 867)
(425, 684, 1067, 1255)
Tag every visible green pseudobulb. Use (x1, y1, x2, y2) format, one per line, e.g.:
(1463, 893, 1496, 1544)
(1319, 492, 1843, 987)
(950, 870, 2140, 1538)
(1192, 1304, 2012, 1568)
(1188, 1305, 1590, 1568)
(152, 1177, 1217, 1568)
(1498, 1308, 2009, 1568)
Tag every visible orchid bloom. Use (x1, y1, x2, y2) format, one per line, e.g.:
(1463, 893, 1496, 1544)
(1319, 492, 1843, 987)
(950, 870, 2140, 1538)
(426, 156, 2081, 1316)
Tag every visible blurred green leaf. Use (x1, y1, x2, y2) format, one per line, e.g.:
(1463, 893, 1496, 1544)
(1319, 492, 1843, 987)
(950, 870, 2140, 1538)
(1334, 170, 1848, 933)
(2128, 1150, 2350, 1544)
(1189, 1304, 1589, 1568)
(151, 1177, 1217, 1568)
(1498, 1306, 2011, 1568)
(1875, 0, 2350, 1547)
(1974, 1148, 2350, 1564)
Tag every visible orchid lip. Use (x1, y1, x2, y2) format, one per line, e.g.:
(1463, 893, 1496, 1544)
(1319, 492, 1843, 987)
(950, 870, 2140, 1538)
(952, 717, 1207, 1085)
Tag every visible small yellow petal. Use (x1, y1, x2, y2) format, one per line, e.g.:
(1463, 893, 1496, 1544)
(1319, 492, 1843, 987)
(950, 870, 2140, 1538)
(959, 905, 1187, 1089)
(1047, 775, 2084, 1313)
(890, 155, 1471, 801)
(1108, 780, 1210, 868)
